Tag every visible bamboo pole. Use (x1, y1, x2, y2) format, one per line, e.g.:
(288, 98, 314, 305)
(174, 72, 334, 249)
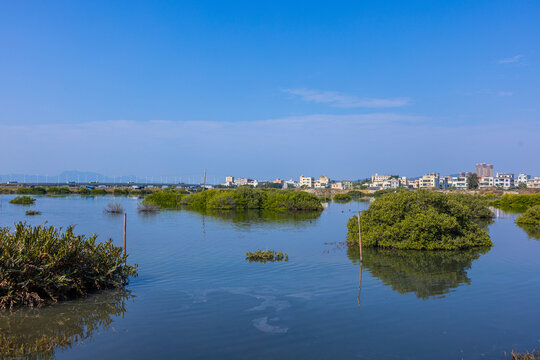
(357, 211, 362, 261)
(123, 213, 127, 264)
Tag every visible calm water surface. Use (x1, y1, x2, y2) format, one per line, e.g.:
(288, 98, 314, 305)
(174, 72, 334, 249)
(0, 195, 539, 359)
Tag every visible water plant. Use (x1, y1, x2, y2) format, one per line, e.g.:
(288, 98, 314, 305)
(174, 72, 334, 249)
(17, 187, 47, 195)
(333, 193, 352, 202)
(0, 223, 137, 309)
(346, 190, 493, 250)
(347, 190, 364, 199)
(506, 350, 540, 360)
(492, 193, 540, 212)
(25, 210, 42, 216)
(137, 202, 160, 213)
(245, 250, 289, 262)
(9, 196, 36, 205)
(103, 202, 125, 214)
(46, 187, 72, 195)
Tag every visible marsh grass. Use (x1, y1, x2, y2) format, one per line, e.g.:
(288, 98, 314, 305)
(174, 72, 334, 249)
(25, 210, 42, 216)
(0, 223, 137, 309)
(506, 350, 540, 360)
(245, 250, 289, 263)
(137, 202, 160, 213)
(333, 193, 352, 202)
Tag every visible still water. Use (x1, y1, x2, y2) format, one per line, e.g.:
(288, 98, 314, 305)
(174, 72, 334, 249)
(0, 195, 539, 359)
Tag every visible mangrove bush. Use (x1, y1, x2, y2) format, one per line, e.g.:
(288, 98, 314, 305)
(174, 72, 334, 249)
(9, 196, 36, 205)
(245, 250, 289, 262)
(0, 223, 137, 309)
(346, 190, 493, 250)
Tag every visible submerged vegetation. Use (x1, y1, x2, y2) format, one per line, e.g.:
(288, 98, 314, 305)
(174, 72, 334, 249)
(0, 223, 137, 309)
(9, 196, 36, 205)
(347, 190, 365, 199)
(245, 250, 289, 262)
(144, 188, 323, 212)
(25, 210, 42, 216)
(346, 190, 493, 250)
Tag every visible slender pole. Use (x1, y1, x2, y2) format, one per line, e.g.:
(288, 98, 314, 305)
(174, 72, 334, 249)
(203, 168, 207, 191)
(123, 213, 127, 264)
(357, 211, 362, 261)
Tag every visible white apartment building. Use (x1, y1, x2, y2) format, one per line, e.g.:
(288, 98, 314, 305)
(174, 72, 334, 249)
(517, 173, 531, 185)
(418, 173, 448, 189)
(450, 176, 468, 190)
(527, 177, 540, 189)
(479, 177, 494, 188)
(299, 176, 314, 188)
(494, 173, 515, 189)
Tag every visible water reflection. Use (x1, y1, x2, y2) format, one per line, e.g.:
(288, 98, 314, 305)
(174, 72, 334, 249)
(190, 209, 322, 227)
(348, 247, 490, 299)
(517, 224, 540, 240)
(0, 290, 133, 359)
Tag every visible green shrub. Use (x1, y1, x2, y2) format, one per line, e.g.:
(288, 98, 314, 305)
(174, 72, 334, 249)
(77, 188, 91, 195)
(515, 205, 540, 226)
(492, 193, 540, 212)
(346, 190, 493, 250)
(245, 250, 288, 262)
(9, 196, 36, 205)
(90, 189, 108, 196)
(333, 194, 352, 202)
(25, 210, 41, 216)
(0, 223, 137, 309)
(113, 189, 129, 196)
(347, 190, 364, 199)
(17, 187, 47, 195)
(46, 187, 72, 195)
(143, 191, 184, 208)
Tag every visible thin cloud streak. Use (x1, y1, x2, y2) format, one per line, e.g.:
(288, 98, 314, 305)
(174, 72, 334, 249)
(498, 55, 524, 64)
(283, 89, 410, 108)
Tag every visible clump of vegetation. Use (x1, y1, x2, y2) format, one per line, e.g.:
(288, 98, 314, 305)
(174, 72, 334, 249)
(90, 188, 108, 196)
(333, 194, 352, 202)
(346, 190, 493, 250)
(146, 188, 323, 212)
(318, 196, 331, 202)
(113, 188, 129, 196)
(25, 210, 41, 216)
(347, 190, 364, 199)
(9, 196, 36, 205)
(46, 187, 72, 195)
(77, 188, 91, 195)
(0, 223, 137, 309)
(137, 202, 160, 213)
(103, 202, 125, 214)
(515, 205, 540, 226)
(492, 193, 540, 212)
(245, 250, 289, 262)
(17, 187, 47, 195)
(506, 350, 540, 360)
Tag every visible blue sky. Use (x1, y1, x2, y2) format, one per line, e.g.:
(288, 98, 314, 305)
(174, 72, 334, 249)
(0, 1, 538, 181)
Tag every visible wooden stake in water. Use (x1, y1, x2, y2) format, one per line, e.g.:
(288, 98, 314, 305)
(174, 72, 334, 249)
(357, 212, 362, 261)
(123, 213, 127, 264)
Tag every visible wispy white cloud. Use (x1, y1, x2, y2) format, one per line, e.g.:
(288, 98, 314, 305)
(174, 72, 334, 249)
(282, 88, 410, 108)
(498, 55, 524, 64)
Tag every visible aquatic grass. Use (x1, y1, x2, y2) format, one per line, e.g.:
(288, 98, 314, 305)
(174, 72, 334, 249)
(0, 223, 137, 309)
(346, 190, 493, 250)
(9, 196, 36, 205)
(17, 187, 47, 195)
(103, 202, 125, 214)
(137, 202, 160, 213)
(506, 350, 540, 360)
(25, 210, 42, 216)
(245, 250, 289, 262)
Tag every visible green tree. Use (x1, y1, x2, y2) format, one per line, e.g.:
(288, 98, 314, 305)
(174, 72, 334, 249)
(467, 173, 479, 189)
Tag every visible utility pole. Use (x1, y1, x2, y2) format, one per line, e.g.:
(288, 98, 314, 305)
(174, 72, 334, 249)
(203, 169, 207, 191)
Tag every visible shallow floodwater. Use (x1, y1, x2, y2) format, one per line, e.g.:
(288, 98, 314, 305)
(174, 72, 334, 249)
(0, 195, 539, 359)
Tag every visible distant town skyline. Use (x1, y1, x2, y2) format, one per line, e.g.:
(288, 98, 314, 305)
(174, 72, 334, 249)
(1, 1, 539, 176)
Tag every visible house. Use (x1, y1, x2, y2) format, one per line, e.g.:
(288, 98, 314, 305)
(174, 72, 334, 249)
(299, 176, 314, 188)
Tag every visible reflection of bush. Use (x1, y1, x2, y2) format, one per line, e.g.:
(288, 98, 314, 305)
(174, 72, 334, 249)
(201, 208, 321, 224)
(0, 290, 133, 359)
(347, 246, 489, 299)
(517, 223, 540, 240)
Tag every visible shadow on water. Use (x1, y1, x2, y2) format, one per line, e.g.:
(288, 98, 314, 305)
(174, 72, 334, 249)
(347, 246, 490, 300)
(0, 290, 133, 359)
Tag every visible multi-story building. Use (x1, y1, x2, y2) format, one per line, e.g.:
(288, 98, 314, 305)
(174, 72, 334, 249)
(527, 177, 540, 189)
(450, 176, 468, 190)
(273, 178, 284, 185)
(299, 176, 314, 188)
(479, 176, 494, 188)
(224, 176, 235, 186)
(370, 174, 392, 189)
(319, 176, 330, 187)
(331, 182, 344, 190)
(476, 163, 494, 177)
(516, 173, 531, 186)
(459, 172, 473, 178)
(285, 179, 298, 188)
(342, 180, 353, 189)
(494, 173, 515, 189)
(419, 173, 448, 189)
